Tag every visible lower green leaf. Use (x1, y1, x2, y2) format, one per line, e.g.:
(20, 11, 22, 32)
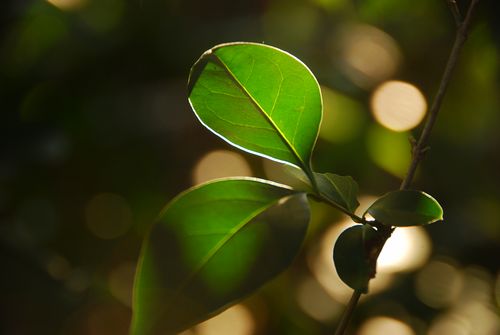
(131, 177, 310, 335)
(333, 224, 378, 293)
(365, 190, 443, 226)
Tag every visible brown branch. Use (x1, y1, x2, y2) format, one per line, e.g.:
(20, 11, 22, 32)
(334, 0, 480, 334)
(401, 0, 480, 190)
(446, 0, 462, 27)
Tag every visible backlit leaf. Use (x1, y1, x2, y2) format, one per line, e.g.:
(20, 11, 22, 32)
(131, 177, 310, 335)
(188, 42, 322, 178)
(315, 173, 359, 213)
(281, 167, 359, 213)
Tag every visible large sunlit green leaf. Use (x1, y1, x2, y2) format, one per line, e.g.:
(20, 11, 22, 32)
(365, 190, 443, 226)
(131, 178, 310, 335)
(333, 224, 378, 293)
(188, 42, 322, 177)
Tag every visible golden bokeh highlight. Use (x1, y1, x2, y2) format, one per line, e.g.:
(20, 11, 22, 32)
(377, 226, 432, 273)
(358, 316, 415, 335)
(46, 0, 87, 11)
(371, 80, 427, 131)
(427, 266, 500, 335)
(192, 150, 253, 185)
(427, 314, 470, 335)
(319, 86, 365, 143)
(108, 261, 136, 307)
(195, 304, 255, 335)
(415, 259, 463, 308)
(296, 276, 342, 322)
(337, 24, 402, 88)
(495, 272, 500, 308)
(85, 193, 133, 239)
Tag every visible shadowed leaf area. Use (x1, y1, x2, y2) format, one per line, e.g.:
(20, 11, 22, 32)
(366, 190, 443, 226)
(333, 224, 378, 293)
(131, 178, 310, 334)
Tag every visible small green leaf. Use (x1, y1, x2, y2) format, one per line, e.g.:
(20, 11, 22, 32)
(131, 178, 310, 335)
(281, 167, 359, 213)
(315, 173, 359, 213)
(188, 42, 322, 177)
(333, 224, 378, 293)
(366, 190, 443, 226)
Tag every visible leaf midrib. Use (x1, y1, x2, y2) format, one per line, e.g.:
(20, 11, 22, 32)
(208, 52, 308, 171)
(165, 194, 292, 315)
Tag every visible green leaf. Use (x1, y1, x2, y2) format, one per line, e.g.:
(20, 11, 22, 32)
(315, 173, 359, 213)
(281, 167, 359, 213)
(131, 177, 310, 335)
(188, 42, 322, 177)
(333, 224, 378, 293)
(365, 190, 443, 226)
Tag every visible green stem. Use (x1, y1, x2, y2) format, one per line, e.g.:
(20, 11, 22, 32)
(333, 1, 480, 334)
(310, 190, 366, 223)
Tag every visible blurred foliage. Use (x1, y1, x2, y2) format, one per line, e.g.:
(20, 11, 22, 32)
(0, 0, 499, 334)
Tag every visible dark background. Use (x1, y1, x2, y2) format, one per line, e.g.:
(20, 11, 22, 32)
(1, 0, 499, 334)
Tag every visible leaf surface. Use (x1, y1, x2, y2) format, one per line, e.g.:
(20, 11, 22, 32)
(333, 224, 378, 293)
(366, 190, 443, 226)
(281, 167, 359, 213)
(315, 173, 359, 213)
(131, 178, 310, 335)
(188, 42, 322, 175)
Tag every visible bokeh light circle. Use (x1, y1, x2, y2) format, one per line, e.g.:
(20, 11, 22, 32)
(371, 80, 427, 131)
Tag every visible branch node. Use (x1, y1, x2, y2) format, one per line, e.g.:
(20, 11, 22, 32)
(446, 0, 462, 27)
(409, 135, 417, 148)
(421, 146, 431, 154)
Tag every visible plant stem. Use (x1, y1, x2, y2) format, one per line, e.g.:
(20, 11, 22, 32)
(313, 193, 364, 223)
(334, 290, 362, 335)
(446, 0, 462, 27)
(400, 0, 480, 190)
(334, 1, 480, 334)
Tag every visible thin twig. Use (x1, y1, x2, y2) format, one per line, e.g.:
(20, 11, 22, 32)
(446, 0, 462, 27)
(334, 1, 480, 334)
(400, 0, 479, 190)
(334, 290, 362, 335)
(311, 193, 364, 223)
